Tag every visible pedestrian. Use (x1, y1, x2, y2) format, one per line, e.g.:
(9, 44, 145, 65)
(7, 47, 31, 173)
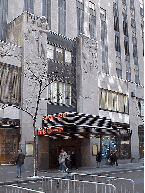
(114, 150, 118, 166)
(96, 151, 101, 167)
(58, 153, 63, 171)
(66, 151, 71, 169)
(60, 149, 68, 172)
(71, 151, 78, 170)
(15, 148, 25, 178)
(110, 150, 114, 166)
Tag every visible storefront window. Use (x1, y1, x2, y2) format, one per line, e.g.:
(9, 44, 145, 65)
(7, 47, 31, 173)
(101, 136, 117, 159)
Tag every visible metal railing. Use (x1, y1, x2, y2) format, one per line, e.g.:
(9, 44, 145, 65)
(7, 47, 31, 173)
(68, 173, 135, 193)
(5, 173, 134, 193)
(40, 177, 116, 193)
(6, 184, 44, 193)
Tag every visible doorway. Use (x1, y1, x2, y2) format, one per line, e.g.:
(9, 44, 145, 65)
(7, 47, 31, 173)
(49, 139, 81, 168)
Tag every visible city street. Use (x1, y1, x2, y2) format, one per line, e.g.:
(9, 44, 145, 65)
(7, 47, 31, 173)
(0, 161, 143, 192)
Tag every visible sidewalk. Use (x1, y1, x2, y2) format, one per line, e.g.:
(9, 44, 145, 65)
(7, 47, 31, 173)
(0, 161, 143, 186)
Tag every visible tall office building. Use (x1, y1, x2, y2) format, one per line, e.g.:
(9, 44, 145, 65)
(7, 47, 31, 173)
(0, 0, 144, 169)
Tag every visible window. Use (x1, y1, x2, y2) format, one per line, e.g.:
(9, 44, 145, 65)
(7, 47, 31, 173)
(118, 94, 124, 112)
(115, 35, 121, 52)
(100, 8, 108, 74)
(77, 0, 84, 35)
(99, 88, 129, 113)
(47, 44, 54, 60)
(42, 0, 51, 29)
(89, 14, 96, 39)
(108, 92, 113, 110)
(55, 47, 63, 63)
(101, 20, 107, 43)
(123, 17, 128, 36)
(131, 18, 136, 28)
(58, 0, 66, 35)
(112, 93, 117, 111)
(89, 2, 96, 39)
(65, 50, 72, 65)
(114, 16, 119, 32)
(124, 40, 129, 55)
(130, 0, 134, 9)
(133, 45, 137, 57)
(0, 63, 21, 105)
(140, 7, 144, 16)
(100, 89, 107, 109)
(122, 0, 126, 4)
(24, 0, 34, 13)
(130, 9, 135, 18)
(48, 82, 71, 105)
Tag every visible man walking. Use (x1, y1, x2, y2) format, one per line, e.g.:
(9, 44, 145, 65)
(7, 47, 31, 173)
(15, 148, 25, 178)
(60, 149, 68, 172)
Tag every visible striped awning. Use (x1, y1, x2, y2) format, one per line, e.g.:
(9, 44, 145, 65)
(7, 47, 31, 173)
(37, 112, 121, 139)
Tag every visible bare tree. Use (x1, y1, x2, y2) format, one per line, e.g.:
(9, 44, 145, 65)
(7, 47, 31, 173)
(2, 55, 59, 176)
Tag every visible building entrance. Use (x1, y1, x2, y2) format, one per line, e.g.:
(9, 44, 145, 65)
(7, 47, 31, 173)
(49, 138, 81, 168)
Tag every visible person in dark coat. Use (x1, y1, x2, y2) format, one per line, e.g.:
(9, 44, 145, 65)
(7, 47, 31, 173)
(96, 151, 101, 167)
(110, 150, 114, 166)
(66, 151, 71, 169)
(70, 151, 78, 170)
(15, 148, 25, 178)
(114, 150, 118, 166)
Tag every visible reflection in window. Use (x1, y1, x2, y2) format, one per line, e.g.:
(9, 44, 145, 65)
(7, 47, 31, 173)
(99, 89, 128, 114)
(112, 93, 117, 111)
(108, 92, 112, 110)
(56, 47, 63, 63)
(47, 44, 54, 60)
(100, 90, 107, 109)
(48, 82, 71, 105)
(65, 50, 72, 64)
(118, 94, 124, 112)
(124, 95, 129, 113)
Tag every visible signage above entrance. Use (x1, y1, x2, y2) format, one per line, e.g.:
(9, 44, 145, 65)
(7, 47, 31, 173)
(43, 113, 67, 120)
(38, 112, 129, 139)
(38, 127, 63, 135)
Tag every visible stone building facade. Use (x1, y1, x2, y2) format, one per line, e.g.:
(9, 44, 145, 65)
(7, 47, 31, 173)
(0, 0, 144, 170)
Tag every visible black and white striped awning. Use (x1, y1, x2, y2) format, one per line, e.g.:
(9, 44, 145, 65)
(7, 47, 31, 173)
(37, 112, 121, 139)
